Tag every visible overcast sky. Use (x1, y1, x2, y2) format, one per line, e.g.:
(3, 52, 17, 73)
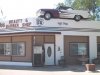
(0, 0, 64, 20)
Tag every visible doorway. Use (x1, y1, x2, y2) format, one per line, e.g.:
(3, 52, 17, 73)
(44, 43, 54, 65)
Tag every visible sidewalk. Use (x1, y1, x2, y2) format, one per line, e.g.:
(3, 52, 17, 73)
(0, 65, 100, 75)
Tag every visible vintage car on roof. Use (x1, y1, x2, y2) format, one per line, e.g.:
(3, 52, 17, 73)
(36, 6, 90, 21)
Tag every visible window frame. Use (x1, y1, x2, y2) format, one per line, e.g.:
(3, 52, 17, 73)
(12, 42, 25, 56)
(97, 43, 100, 55)
(0, 43, 5, 55)
(0, 42, 25, 56)
(4, 43, 12, 56)
(69, 42, 88, 56)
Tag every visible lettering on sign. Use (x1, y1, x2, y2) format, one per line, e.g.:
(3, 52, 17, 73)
(25, 18, 28, 22)
(0, 18, 32, 28)
(0, 23, 5, 28)
(36, 18, 44, 26)
(58, 22, 68, 26)
(6, 24, 19, 28)
(22, 22, 31, 27)
(9, 19, 22, 24)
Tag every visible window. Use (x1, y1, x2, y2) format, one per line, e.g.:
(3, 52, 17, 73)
(0, 42, 25, 56)
(70, 43, 78, 55)
(70, 43, 87, 56)
(12, 43, 25, 56)
(0, 43, 5, 55)
(5, 43, 12, 55)
(47, 46, 52, 57)
(97, 43, 100, 55)
(0, 43, 11, 55)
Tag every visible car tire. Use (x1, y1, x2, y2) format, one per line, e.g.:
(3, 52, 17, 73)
(44, 12, 52, 20)
(74, 15, 81, 21)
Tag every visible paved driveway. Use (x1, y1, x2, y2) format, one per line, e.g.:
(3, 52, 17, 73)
(0, 65, 100, 75)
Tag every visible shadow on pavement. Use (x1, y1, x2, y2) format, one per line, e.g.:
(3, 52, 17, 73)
(0, 65, 84, 72)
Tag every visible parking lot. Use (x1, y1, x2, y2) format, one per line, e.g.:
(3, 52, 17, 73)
(0, 65, 100, 75)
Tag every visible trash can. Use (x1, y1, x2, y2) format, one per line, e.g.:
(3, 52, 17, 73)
(85, 64, 95, 71)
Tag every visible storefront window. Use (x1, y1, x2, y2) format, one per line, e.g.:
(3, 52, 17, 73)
(5, 43, 12, 55)
(0, 43, 12, 55)
(70, 43, 78, 55)
(12, 43, 25, 56)
(0, 43, 5, 55)
(0, 42, 25, 56)
(12, 43, 17, 55)
(70, 43, 87, 56)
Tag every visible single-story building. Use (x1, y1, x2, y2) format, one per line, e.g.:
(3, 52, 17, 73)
(0, 18, 100, 66)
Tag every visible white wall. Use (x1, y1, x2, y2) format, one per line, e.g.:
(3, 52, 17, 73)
(1, 18, 100, 30)
(55, 34, 64, 65)
(62, 31, 100, 36)
(37, 18, 100, 29)
(89, 36, 97, 63)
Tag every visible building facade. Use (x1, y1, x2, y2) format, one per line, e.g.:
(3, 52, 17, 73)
(0, 18, 100, 66)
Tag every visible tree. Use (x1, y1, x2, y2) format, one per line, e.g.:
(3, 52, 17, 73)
(57, 2, 66, 8)
(72, 0, 100, 20)
(64, 0, 74, 7)
(72, 0, 100, 10)
(57, 0, 74, 7)
(96, 0, 100, 6)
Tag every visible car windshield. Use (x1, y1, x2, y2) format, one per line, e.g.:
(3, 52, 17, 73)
(36, 9, 41, 14)
(56, 6, 73, 10)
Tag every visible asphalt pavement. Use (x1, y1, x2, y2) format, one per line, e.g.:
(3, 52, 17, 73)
(0, 65, 100, 75)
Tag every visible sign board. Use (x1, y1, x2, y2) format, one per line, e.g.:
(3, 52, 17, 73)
(34, 46, 42, 54)
(0, 17, 70, 29)
(0, 18, 35, 29)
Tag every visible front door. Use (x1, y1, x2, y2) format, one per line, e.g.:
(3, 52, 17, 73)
(44, 44, 54, 65)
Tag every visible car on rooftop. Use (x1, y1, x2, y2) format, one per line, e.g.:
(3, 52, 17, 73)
(36, 6, 90, 21)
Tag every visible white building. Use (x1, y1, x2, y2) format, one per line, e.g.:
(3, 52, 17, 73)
(0, 18, 100, 66)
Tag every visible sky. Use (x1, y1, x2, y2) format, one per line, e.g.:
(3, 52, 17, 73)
(0, 0, 64, 20)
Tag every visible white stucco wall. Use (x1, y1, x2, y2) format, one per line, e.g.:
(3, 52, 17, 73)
(62, 31, 100, 36)
(37, 18, 100, 29)
(55, 34, 64, 65)
(89, 35, 97, 63)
